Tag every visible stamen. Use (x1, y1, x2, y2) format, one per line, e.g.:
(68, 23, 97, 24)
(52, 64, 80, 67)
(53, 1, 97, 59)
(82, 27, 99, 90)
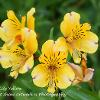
(62, 58, 66, 60)
(32, 75, 37, 79)
(26, 66, 30, 71)
(44, 54, 48, 59)
(28, 29, 31, 32)
(94, 42, 98, 44)
(58, 52, 60, 56)
(80, 24, 83, 28)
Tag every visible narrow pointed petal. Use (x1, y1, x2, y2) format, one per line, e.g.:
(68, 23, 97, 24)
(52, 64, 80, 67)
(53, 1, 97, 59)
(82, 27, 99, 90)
(21, 16, 26, 28)
(27, 8, 35, 30)
(22, 28, 38, 55)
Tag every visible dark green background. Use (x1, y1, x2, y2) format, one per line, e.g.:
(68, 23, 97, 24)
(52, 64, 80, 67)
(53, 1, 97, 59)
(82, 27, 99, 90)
(0, 0, 100, 100)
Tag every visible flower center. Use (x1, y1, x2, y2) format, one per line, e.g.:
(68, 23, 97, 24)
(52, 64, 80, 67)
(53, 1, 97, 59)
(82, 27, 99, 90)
(41, 51, 66, 67)
(65, 24, 89, 43)
(39, 51, 67, 92)
(48, 65, 58, 72)
(15, 35, 22, 43)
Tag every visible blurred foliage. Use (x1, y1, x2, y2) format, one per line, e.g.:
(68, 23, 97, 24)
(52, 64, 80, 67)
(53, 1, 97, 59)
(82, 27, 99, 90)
(0, 0, 100, 100)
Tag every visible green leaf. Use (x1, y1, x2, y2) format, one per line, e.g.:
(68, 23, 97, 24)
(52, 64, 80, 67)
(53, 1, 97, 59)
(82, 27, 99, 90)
(35, 50, 41, 56)
(62, 86, 100, 100)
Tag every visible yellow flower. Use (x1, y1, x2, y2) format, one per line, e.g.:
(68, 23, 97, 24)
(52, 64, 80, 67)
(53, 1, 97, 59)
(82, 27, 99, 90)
(60, 12, 98, 63)
(31, 38, 75, 93)
(0, 28, 38, 79)
(0, 45, 34, 79)
(0, 8, 35, 48)
(0, 8, 38, 79)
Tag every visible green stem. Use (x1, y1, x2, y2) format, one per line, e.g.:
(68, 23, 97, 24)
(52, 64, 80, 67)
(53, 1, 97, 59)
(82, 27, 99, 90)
(49, 27, 54, 40)
(55, 89, 64, 100)
(36, 50, 41, 55)
(5, 78, 14, 100)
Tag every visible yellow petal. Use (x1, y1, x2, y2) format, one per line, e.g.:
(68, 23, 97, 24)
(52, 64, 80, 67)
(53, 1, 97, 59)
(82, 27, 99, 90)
(41, 40, 54, 54)
(47, 86, 55, 93)
(39, 40, 54, 63)
(0, 50, 19, 68)
(73, 31, 98, 53)
(27, 8, 35, 30)
(60, 11, 80, 37)
(21, 16, 26, 28)
(10, 70, 18, 79)
(80, 23, 91, 31)
(0, 44, 27, 69)
(56, 64, 75, 89)
(0, 27, 22, 47)
(31, 64, 49, 87)
(66, 43, 73, 56)
(54, 37, 68, 52)
(0, 27, 11, 42)
(7, 10, 20, 23)
(39, 39, 68, 64)
(1, 10, 21, 34)
(22, 28, 38, 55)
(19, 56, 34, 74)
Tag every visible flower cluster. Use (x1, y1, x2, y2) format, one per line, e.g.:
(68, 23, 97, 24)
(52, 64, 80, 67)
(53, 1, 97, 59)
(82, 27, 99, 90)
(0, 8, 38, 78)
(0, 8, 98, 93)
